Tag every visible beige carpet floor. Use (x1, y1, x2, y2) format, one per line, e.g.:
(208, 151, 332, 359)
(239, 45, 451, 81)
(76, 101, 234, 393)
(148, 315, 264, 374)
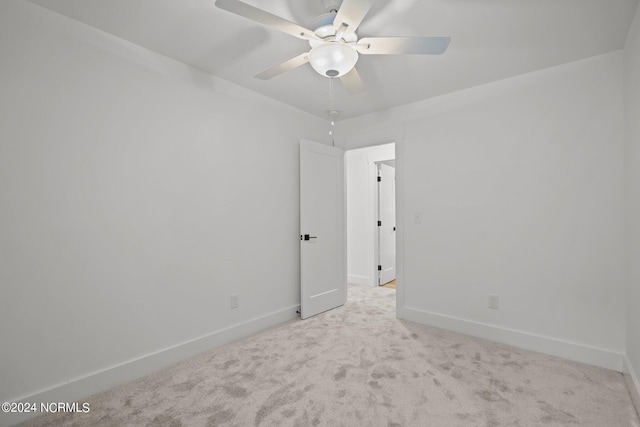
(23, 284, 640, 426)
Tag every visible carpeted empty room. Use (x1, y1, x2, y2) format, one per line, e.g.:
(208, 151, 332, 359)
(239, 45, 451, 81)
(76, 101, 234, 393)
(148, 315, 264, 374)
(22, 285, 640, 426)
(4, 1, 640, 426)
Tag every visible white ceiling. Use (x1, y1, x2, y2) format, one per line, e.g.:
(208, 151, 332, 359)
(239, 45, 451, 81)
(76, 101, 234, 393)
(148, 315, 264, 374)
(27, 0, 639, 120)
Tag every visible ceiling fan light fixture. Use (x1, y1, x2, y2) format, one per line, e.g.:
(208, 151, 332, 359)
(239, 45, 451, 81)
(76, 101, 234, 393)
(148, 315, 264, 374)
(309, 43, 358, 78)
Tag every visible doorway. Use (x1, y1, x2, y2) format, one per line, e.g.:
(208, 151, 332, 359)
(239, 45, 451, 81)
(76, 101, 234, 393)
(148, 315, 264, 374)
(345, 143, 396, 289)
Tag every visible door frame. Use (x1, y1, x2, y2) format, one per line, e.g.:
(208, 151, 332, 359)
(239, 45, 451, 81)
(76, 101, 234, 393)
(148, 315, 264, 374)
(395, 139, 405, 317)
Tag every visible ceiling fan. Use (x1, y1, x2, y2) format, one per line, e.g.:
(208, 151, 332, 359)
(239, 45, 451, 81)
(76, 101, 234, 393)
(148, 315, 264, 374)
(215, 0, 451, 94)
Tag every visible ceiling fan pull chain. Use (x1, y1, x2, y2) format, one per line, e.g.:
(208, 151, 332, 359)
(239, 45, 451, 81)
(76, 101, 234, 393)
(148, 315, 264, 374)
(329, 77, 335, 146)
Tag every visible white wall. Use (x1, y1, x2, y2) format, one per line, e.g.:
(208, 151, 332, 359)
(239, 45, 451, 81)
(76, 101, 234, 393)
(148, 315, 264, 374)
(338, 51, 626, 370)
(0, 0, 328, 421)
(346, 143, 395, 286)
(624, 3, 640, 410)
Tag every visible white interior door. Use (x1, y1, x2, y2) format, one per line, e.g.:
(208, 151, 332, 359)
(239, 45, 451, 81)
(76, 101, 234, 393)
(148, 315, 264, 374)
(378, 163, 396, 285)
(300, 139, 346, 319)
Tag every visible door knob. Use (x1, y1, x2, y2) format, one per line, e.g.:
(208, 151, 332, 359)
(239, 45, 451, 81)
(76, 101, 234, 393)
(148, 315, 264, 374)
(301, 234, 317, 241)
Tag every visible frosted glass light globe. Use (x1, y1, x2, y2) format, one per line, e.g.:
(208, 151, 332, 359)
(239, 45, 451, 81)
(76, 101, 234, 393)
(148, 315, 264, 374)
(308, 43, 358, 78)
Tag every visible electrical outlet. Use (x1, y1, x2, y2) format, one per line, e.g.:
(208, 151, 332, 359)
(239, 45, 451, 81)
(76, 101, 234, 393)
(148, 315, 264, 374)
(230, 295, 239, 309)
(488, 295, 499, 310)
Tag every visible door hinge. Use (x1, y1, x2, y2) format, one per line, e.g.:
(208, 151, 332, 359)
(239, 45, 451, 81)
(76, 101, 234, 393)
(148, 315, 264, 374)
(378, 265, 382, 271)
(377, 176, 381, 182)
(377, 220, 382, 227)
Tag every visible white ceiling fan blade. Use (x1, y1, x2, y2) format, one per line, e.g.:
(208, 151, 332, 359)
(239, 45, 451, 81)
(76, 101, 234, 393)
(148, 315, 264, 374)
(255, 52, 310, 80)
(333, 0, 375, 34)
(215, 0, 320, 42)
(357, 36, 451, 55)
(340, 67, 365, 94)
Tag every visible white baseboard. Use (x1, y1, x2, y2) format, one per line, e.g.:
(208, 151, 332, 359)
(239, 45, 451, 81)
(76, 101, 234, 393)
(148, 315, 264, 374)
(398, 306, 623, 372)
(348, 274, 372, 287)
(0, 305, 299, 427)
(624, 355, 640, 417)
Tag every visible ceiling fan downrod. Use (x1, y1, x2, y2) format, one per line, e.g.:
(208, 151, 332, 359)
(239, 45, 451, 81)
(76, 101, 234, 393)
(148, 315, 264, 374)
(322, 0, 342, 14)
